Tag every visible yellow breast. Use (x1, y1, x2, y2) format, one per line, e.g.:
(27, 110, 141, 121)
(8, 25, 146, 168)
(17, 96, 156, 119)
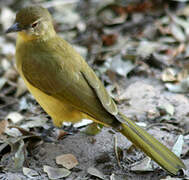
(19, 71, 93, 127)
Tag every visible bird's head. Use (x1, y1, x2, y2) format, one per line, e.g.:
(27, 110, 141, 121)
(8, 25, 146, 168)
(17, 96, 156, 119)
(6, 6, 56, 41)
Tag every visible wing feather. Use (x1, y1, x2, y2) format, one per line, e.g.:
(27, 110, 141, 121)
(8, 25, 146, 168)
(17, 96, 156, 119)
(21, 37, 117, 122)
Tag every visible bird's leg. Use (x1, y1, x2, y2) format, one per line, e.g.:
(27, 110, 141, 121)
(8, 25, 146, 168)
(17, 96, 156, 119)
(62, 124, 79, 134)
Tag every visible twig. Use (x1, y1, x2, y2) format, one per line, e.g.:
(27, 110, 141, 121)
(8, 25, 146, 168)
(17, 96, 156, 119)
(114, 135, 121, 167)
(0, 100, 18, 109)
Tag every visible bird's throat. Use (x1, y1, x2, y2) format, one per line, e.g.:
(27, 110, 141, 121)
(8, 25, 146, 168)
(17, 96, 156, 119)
(18, 31, 39, 42)
(18, 28, 56, 42)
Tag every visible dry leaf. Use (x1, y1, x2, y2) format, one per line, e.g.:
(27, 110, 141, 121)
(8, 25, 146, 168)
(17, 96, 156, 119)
(0, 77, 6, 90)
(4, 127, 22, 137)
(166, 77, 189, 93)
(56, 154, 78, 169)
(15, 77, 27, 97)
(110, 173, 128, 180)
(158, 103, 175, 116)
(6, 112, 24, 124)
(20, 116, 48, 130)
(170, 23, 186, 42)
(110, 55, 135, 76)
(87, 167, 105, 179)
(4, 68, 18, 81)
(23, 167, 39, 178)
(0, 120, 8, 135)
(102, 33, 117, 46)
(12, 140, 25, 171)
(172, 135, 184, 158)
(161, 68, 177, 82)
(43, 165, 71, 179)
(131, 157, 153, 172)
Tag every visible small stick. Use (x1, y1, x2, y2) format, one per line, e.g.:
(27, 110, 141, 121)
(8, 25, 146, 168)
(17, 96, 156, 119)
(114, 135, 121, 167)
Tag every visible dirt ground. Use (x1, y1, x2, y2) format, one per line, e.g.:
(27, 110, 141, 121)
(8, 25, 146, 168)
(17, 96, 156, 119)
(0, 0, 189, 180)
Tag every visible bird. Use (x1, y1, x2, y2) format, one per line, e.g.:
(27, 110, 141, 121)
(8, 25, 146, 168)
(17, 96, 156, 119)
(6, 6, 185, 175)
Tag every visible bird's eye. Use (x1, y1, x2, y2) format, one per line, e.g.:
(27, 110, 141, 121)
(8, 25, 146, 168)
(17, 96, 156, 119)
(31, 22, 38, 28)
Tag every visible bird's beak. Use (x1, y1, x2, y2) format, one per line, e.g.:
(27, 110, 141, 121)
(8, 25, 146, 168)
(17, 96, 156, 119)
(5, 22, 22, 33)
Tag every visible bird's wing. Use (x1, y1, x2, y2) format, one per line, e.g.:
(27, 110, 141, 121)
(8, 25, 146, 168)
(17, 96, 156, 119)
(21, 38, 118, 118)
(80, 63, 118, 115)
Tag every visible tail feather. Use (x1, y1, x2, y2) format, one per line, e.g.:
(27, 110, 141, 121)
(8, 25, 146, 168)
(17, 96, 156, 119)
(118, 112, 185, 175)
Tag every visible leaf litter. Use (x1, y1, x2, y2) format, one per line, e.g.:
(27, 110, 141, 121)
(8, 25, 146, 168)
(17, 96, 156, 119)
(56, 153, 78, 170)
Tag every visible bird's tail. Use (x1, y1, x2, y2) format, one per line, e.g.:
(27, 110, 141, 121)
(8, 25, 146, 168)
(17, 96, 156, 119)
(117, 112, 185, 175)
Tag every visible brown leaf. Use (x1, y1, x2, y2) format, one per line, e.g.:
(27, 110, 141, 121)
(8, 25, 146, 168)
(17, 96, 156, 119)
(56, 154, 78, 169)
(0, 120, 8, 135)
(102, 34, 117, 46)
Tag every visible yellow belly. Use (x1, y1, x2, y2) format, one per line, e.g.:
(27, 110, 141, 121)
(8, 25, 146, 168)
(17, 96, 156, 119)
(21, 75, 93, 127)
